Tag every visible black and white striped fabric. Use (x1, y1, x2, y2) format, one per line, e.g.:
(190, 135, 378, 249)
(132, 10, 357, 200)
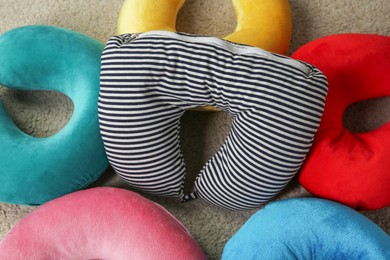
(98, 31, 328, 210)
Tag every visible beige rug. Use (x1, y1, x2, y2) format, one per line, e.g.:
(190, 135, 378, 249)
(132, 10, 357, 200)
(1, 0, 389, 259)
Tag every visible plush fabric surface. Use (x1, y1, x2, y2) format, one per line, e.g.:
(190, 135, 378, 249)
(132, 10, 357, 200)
(222, 198, 390, 259)
(1, 0, 389, 259)
(291, 34, 390, 210)
(0, 25, 108, 205)
(224, 0, 292, 54)
(0, 187, 207, 260)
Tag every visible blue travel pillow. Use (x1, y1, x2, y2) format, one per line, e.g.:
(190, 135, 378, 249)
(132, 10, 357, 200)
(0, 25, 108, 205)
(222, 198, 390, 259)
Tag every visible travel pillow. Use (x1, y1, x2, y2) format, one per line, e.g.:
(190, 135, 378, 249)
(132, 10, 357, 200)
(0, 25, 108, 205)
(222, 198, 390, 259)
(291, 34, 390, 210)
(0, 187, 207, 260)
(117, 0, 292, 54)
(98, 31, 328, 210)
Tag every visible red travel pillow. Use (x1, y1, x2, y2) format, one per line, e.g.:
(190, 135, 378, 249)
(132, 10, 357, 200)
(291, 34, 390, 210)
(0, 187, 207, 259)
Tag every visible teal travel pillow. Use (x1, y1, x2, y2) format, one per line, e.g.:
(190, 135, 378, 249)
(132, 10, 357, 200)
(223, 198, 390, 259)
(0, 25, 108, 205)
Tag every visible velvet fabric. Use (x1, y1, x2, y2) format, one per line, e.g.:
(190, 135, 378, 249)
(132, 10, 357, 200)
(222, 198, 390, 259)
(291, 34, 390, 210)
(0, 187, 207, 259)
(0, 26, 108, 205)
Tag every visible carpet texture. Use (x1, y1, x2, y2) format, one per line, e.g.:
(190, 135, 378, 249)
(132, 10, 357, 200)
(0, 0, 389, 259)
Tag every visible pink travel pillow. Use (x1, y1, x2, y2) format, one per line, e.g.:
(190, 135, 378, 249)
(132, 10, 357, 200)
(0, 187, 207, 259)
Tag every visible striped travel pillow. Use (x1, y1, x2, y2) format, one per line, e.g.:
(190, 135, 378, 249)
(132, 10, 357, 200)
(98, 31, 328, 210)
